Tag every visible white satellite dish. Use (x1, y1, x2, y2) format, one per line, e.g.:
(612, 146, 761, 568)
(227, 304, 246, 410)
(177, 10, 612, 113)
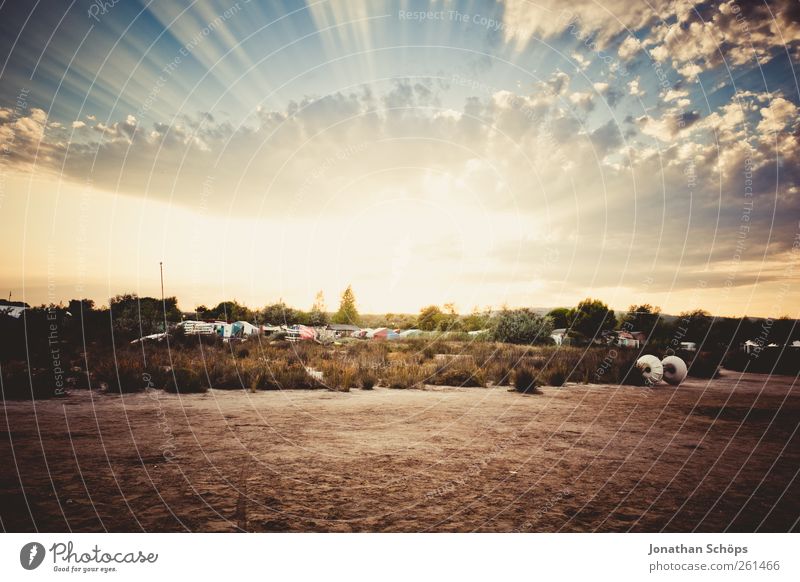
(636, 354, 664, 385)
(661, 355, 688, 385)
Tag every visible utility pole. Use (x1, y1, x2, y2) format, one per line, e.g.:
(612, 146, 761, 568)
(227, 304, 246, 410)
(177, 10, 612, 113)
(160, 261, 166, 333)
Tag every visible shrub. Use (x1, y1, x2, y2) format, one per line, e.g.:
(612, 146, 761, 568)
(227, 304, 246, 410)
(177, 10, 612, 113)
(1, 365, 62, 400)
(724, 347, 800, 375)
(108, 366, 147, 393)
(543, 366, 567, 387)
(317, 361, 357, 392)
(256, 361, 322, 390)
(358, 370, 377, 390)
(384, 364, 433, 389)
(203, 357, 243, 389)
(430, 363, 486, 387)
(491, 308, 554, 345)
(688, 352, 722, 378)
(164, 368, 208, 393)
(513, 366, 541, 394)
(93, 354, 159, 393)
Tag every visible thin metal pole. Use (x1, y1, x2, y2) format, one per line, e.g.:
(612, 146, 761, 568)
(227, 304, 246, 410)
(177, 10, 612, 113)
(160, 261, 166, 332)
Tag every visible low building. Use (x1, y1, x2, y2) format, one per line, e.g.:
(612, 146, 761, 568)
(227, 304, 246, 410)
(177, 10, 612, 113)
(616, 331, 641, 348)
(326, 323, 361, 338)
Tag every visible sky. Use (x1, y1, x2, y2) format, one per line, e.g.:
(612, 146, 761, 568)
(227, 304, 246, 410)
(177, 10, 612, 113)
(0, 0, 798, 317)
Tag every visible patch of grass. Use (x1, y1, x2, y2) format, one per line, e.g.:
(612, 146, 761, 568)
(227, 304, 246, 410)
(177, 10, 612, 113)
(317, 360, 357, 392)
(429, 362, 486, 387)
(384, 364, 434, 389)
(164, 368, 208, 394)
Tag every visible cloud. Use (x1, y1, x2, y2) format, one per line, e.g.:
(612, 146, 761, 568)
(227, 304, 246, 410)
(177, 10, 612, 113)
(628, 78, 645, 97)
(593, 82, 622, 107)
(618, 35, 643, 60)
(500, 0, 670, 51)
(2, 77, 798, 306)
(589, 120, 624, 158)
(571, 52, 590, 70)
(646, 0, 800, 79)
(757, 97, 798, 134)
(663, 88, 689, 102)
(569, 91, 595, 111)
(637, 109, 701, 141)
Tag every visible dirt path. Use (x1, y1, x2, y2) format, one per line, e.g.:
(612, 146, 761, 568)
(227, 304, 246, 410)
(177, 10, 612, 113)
(1, 371, 798, 532)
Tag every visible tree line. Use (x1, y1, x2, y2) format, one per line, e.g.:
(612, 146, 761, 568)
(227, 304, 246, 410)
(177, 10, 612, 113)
(1, 289, 796, 365)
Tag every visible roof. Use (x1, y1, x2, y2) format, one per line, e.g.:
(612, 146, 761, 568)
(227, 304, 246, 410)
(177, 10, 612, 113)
(0, 299, 29, 308)
(327, 323, 361, 331)
(552, 328, 567, 334)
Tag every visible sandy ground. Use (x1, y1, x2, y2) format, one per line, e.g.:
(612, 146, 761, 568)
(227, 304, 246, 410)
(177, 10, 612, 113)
(1, 371, 798, 532)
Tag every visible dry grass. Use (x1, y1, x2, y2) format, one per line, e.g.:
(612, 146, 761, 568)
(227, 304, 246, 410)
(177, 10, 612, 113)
(4, 337, 652, 399)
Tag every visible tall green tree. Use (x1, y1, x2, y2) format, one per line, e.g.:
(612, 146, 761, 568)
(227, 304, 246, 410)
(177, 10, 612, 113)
(620, 304, 663, 338)
(261, 301, 302, 325)
(674, 309, 712, 343)
(546, 307, 571, 329)
(332, 285, 360, 325)
(110, 293, 181, 340)
(570, 298, 616, 340)
(206, 300, 254, 322)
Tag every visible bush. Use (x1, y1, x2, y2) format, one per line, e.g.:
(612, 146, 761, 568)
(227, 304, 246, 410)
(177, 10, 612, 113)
(358, 370, 377, 390)
(93, 354, 162, 394)
(257, 361, 322, 390)
(513, 366, 541, 394)
(384, 364, 434, 389)
(724, 347, 800, 375)
(1, 365, 63, 400)
(430, 363, 486, 387)
(688, 352, 722, 378)
(543, 365, 568, 387)
(164, 368, 208, 393)
(317, 360, 357, 392)
(108, 366, 147, 393)
(491, 308, 554, 345)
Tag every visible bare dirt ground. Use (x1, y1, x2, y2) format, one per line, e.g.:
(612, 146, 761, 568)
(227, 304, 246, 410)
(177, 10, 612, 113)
(1, 370, 798, 532)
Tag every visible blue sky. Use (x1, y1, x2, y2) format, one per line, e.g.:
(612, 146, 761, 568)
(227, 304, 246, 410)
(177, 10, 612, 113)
(1, 0, 799, 316)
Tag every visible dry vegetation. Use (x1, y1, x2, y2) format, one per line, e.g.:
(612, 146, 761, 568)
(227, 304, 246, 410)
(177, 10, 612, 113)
(1, 337, 651, 399)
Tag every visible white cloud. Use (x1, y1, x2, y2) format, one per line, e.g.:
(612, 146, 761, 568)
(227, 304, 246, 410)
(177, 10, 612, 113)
(628, 78, 645, 97)
(758, 97, 798, 134)
(663, 88, 689, 102)
(618, 36, 642, 60)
